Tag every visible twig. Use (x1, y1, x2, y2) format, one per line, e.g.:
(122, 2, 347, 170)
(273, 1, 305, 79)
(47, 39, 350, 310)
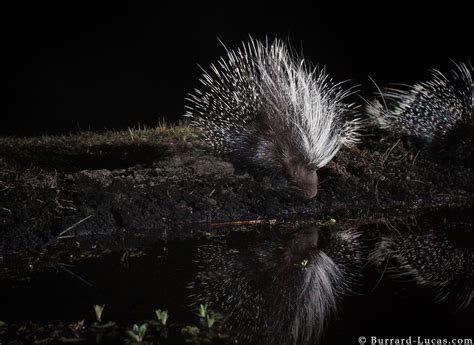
(58, 263, 93, 287)
(42, 214, 94, 249)
(57, 215, 94, 238)
(209, 219, 277, 228)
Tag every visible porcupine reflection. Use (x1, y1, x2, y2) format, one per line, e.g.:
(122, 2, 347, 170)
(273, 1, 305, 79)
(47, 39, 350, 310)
(189, 226, 364, 344)
(370, 219, 473, 311)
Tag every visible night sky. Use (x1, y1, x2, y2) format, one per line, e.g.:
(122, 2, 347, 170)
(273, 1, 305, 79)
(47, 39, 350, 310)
(3, 4, 472, 136)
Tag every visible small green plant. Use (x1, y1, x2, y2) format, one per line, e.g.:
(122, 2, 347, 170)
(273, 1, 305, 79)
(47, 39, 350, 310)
(197, 304, 208, 319)
(0, 320, 7, 335)
(155, 309, 169, 326)
(300, 259, 309, 270)
(197, 304, 221, 329)
(127, 323, 148, 342)
(93, 304, 105, 323)
(206, 312, 217, 328)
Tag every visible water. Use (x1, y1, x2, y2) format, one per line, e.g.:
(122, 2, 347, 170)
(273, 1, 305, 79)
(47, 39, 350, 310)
(0, 242, 197, 324)
(0, 205, 472, 344)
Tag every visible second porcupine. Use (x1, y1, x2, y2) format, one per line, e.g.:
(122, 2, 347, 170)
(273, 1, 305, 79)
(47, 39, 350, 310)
(185, 38, 362, 199)
(366, 62, 473, 149)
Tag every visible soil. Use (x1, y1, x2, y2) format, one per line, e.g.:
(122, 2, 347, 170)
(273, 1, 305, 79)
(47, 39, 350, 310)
(1, 127, 472, 254)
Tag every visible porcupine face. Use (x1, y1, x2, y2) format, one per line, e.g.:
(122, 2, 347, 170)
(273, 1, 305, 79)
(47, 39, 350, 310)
(282, 157, 318, 199)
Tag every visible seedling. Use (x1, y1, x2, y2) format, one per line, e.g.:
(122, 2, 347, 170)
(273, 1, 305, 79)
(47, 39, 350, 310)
(155, 309, 169, 326)
(301, 259, 309, 270)
(127, 323, 148, 342)
(0, 320, 7, 335)
(93, 304, 105, 323)
(197, 304, 221, 329)
(197, 304, 208, 319)
(206, 312, 217, 328)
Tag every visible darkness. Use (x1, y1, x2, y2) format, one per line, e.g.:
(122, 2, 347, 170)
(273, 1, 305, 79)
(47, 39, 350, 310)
(3, 3, 472, 136)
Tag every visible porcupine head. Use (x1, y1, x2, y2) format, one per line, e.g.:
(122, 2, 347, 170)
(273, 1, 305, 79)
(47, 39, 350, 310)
(185, 38, 362, 199)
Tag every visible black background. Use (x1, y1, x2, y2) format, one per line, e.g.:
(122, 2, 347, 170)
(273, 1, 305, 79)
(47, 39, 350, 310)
(3, 3, 472, 136)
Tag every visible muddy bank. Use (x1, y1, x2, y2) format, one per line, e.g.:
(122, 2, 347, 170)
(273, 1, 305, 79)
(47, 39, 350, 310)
(0, 126, 473, 254)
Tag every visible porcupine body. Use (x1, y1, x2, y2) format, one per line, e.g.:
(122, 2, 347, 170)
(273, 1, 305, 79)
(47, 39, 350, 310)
(366, 62, 473, 150)
(188, 227, 364, 344)
(185, 38, 361, 199)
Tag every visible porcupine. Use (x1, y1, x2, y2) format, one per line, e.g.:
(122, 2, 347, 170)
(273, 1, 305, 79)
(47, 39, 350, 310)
(188, 226, 364, 344)
(185, 38, 362, 199)
(366, 62, 473, 154)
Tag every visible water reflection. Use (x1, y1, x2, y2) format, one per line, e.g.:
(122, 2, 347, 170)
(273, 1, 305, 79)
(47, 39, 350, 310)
(371, 222, 473, 311)
(190, 226, 364, 344)
(191, 213, 473, 344)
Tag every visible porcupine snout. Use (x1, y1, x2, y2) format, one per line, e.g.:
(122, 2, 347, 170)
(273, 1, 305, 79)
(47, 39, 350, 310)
(283, 161, 318, 199)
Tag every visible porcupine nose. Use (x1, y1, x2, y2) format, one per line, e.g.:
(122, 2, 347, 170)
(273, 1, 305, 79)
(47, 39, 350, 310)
(282, 226, 320, 264)
(302, 178, 318, 199)
(296, 169, 318, 199)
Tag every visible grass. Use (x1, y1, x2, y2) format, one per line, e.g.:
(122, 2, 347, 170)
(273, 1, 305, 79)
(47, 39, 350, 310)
(0, 120, 201, 155)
